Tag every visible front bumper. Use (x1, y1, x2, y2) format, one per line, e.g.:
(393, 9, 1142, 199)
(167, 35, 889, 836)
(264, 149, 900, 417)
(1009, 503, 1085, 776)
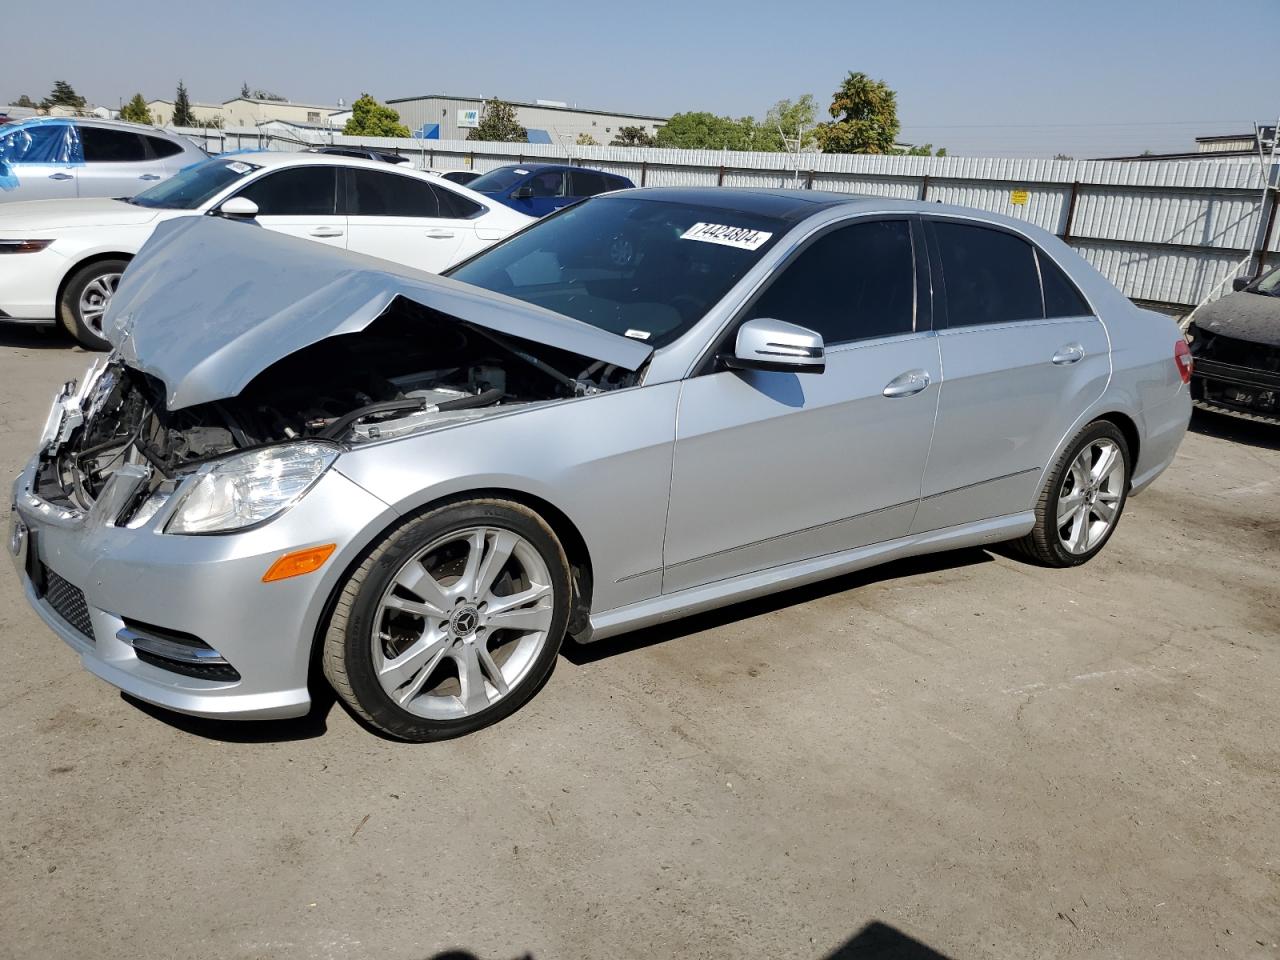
(0, 244, 67, 322)
(10, 455, 398, 720)
(1190, 358, 1280, 424)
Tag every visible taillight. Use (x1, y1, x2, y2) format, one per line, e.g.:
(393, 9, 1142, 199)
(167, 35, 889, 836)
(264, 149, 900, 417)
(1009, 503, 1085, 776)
(1174, 339, 1193, 384)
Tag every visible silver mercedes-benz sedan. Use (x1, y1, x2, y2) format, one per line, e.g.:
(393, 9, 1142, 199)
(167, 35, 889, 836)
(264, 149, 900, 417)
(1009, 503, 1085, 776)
(10, 188, 1192, 741)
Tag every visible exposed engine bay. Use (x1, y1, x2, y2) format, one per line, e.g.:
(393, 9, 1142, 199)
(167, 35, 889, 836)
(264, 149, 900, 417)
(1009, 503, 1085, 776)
(36, 301, 638, 512)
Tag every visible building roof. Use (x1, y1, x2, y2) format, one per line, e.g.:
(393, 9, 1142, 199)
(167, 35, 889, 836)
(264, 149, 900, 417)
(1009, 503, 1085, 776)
(386, 93, 667, 122)
(221, 97, 342, 111)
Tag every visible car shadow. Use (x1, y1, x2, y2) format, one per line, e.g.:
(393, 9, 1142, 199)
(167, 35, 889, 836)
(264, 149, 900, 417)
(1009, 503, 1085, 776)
(562, 547, 993, 666)
(1190, 407, 1280, 451)
(120, 684, 338, 743)
(0, 321, 79, 351)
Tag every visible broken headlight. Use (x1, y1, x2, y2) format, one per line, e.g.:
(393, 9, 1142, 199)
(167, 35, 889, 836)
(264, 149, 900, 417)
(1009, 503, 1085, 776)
(166, 442, 337, 535)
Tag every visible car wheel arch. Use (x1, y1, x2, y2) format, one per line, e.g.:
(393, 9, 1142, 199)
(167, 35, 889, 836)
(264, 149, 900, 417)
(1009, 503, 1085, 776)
(1036, 407, 1143, 501)
(307, 485, 596, 672)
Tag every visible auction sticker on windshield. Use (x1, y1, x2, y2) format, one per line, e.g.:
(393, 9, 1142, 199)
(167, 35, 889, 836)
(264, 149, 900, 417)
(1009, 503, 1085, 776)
(680, 222, 773, 251)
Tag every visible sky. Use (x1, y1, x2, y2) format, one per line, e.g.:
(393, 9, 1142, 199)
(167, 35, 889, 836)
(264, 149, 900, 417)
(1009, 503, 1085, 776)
(6, 0, 1280, 158)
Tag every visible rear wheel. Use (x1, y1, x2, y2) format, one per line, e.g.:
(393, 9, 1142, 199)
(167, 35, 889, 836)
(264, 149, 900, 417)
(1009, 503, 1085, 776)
(59, 258, 128, 350)
(323, 499, 571, 741)
(1012, 420, 1131, 567)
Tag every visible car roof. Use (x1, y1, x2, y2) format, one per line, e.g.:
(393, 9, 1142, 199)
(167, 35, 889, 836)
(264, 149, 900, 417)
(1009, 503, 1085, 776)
(489, 162, 603, 176)
(222, 151, 435, 174)
(604, 186, 1045, 230)
(4, 116, 191, 141)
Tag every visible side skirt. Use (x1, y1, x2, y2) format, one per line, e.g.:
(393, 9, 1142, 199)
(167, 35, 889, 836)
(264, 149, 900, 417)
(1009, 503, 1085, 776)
(584, 511, 1035, 642)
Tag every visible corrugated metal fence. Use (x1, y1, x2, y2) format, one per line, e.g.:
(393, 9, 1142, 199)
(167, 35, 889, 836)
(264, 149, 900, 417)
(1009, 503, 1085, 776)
(176, 126, 1280, 310)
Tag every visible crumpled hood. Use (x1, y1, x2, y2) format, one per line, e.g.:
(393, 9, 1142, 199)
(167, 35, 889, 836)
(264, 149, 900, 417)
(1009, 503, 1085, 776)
(1193, 289, 1280, 348)
(0, 197, 162, 231)
(105, 216, 653, 410)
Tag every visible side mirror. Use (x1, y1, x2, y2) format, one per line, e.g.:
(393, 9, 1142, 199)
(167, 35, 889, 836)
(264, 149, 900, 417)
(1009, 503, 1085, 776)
(511, 185, 534, 200)
(723, 317, 825, 374)
(217, 196, 259, 219)
(1232, 275, 1255, 292)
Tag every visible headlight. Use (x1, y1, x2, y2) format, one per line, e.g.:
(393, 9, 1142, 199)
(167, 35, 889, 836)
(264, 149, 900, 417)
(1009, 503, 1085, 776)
(166, 442, 337, 535)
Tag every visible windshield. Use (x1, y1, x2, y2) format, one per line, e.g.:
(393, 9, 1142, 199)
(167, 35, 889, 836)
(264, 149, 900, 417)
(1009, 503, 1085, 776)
(448, 196, 787, 348)
(467, 166, 529, 193)
(128, 158, 261, 209)
(1253, 265, 1280, 296)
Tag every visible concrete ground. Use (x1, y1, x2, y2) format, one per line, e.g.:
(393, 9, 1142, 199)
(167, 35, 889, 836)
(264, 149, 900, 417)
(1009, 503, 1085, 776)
(0, 328, 1276, 960)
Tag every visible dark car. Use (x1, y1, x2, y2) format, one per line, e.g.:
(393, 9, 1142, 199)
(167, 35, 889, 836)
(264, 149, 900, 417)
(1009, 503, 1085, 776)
(1186, 266, 1280, 423)
(306, 146, 410, 165)
(437, 169, 481, 186)
(466, 163, 634, 217)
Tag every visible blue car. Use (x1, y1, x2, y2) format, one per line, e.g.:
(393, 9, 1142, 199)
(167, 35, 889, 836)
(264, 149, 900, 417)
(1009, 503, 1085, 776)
(466, 163, 634, 217)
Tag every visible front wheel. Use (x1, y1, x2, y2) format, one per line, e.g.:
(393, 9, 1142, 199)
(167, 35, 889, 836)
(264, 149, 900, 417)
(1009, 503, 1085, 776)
(59, 258, 128, 350)
(1012, 420, 1131, 567)
(323, 499, 572, 741)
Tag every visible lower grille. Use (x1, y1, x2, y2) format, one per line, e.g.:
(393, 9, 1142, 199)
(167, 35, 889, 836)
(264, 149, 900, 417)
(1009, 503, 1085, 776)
(45, 569, 94, 641)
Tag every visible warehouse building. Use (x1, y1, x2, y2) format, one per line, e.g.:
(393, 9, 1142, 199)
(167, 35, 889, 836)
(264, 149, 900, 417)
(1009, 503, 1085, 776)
(386, 94, 666, 145)
(146, 96, 343, 128)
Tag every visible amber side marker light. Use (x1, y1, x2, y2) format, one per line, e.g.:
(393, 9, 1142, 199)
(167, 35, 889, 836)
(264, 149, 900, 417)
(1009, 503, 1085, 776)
(262, 544, 337, 583)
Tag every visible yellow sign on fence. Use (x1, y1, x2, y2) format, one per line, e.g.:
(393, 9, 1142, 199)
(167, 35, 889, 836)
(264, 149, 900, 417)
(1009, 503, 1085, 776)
(1010, 189, 1029, 206)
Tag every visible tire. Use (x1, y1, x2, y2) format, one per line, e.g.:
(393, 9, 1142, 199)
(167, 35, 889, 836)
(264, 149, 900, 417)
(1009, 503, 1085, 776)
(1011, 420, 1131, 568)
(323, 498, 572, 741)
(59, 258, 128, 350)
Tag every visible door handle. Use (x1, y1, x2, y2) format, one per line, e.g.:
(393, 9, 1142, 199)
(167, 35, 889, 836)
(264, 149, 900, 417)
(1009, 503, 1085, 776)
(883, 369, 932, 398)
(48, 173, 74, 181)
(1052, 343, 1085, 365)
(309, 228, 344, 238)
(425, 230, 456, 239)
(138, 174, 161, 181)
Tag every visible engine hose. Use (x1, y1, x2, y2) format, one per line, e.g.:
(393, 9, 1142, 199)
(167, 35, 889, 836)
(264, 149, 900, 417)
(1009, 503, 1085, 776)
(433, 388, 503, 412)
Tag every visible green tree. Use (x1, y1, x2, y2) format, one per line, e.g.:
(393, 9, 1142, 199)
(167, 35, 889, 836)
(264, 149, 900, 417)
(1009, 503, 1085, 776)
(654, 111, 758, 150)
(759, 95, 818, 151)
(610, 125, 656, 147)
(172, 80, 196, 126)
(895, 143, 946, 157)
(41, 80, 86, 111)
(467, 98, 526, 142)
(119, 93, 152, 124)
(9, 95, 36, 108)
(815, 72, 900, 155)
(343, 94, 411, 137)
(251, 89, 286, 102)
(576, 132, 599, 146)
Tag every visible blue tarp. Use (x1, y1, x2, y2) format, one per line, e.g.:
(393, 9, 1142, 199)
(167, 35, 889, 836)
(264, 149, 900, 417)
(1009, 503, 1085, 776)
(0, 119, 83, 192)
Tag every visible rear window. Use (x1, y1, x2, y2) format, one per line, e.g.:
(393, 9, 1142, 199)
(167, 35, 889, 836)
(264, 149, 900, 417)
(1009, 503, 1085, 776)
(467, 166, 527, 193)
(1037, 249, 1092, 317)
(932, 221, 1043, 327)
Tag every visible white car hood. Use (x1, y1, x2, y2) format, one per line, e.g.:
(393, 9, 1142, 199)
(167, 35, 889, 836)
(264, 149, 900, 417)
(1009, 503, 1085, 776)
(0, 197, 164, 232)
(106, 216, 654, 410)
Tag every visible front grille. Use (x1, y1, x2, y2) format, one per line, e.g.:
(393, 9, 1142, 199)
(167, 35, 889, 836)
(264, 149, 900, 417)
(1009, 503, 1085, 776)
(1195, 331, 1280, 373)
(45, 569, 94, 641)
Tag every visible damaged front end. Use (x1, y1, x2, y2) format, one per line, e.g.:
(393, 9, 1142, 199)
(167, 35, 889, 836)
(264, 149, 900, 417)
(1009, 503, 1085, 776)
(36, 301, 640, 531)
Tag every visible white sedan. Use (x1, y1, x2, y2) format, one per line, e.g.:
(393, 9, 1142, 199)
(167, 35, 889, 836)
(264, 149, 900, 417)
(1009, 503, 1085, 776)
(0, 152, 533, 348)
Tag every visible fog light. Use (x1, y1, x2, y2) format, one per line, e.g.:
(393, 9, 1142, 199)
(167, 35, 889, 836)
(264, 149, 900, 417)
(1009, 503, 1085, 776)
(262, 543, 336, 582)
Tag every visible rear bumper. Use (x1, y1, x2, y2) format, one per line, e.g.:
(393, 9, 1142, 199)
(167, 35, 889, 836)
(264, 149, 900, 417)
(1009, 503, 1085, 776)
(10, 455, 398, 721)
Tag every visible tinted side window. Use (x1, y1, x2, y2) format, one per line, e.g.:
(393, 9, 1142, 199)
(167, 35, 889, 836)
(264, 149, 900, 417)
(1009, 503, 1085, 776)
(527, 171, 565, 198)
(80, 127, 147, 163)
(571, 169, 609, 196)
(236, 166, 337, 215)
(347, 169, 438, 217)
(607, 175, 631, 191)
(748, 220, 915, 345)
(932, 221, 1042, 326)
(1037, 249, 1092, 317)
(146, 136, 183, 159)
(434, 184, 484, 219)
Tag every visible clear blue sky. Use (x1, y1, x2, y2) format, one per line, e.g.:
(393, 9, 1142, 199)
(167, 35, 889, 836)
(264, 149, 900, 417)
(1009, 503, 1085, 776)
(7, 0, 1279, 157)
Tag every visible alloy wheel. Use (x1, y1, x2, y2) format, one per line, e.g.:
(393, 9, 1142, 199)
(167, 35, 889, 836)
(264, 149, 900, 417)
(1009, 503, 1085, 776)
(370, 526, 555, 720)
(1056, 438, 1125, 555)
(78, 272, 122, 337)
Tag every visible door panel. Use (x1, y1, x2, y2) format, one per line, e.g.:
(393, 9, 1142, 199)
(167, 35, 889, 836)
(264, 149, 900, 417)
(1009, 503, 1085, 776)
(232, 165, 346, 250)
(343, 167, 468, 271)
(664, 334, 941, 593)
(76, 126, 155, 198)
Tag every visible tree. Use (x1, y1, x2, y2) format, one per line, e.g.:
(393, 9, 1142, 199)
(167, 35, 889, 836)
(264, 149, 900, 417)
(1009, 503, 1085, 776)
(654, 111, 758, 150)
(41, 80, 86, 112)
(467, 98, 526, 142)
(9, 95, 36, 108)
(251, 89, 286, 102)
(119, 93, 152, 124)
(610, 125, 656, 147)
(815, 71, 900, 155)
(1054, 153, 1073, 161)
(759, 95, 818, 151)
(343, 93, 411, 137)
(576, 132, 599, 146)
(895, 143, 946, 157)
(172, 80, 196, 126)
(240, 82, 251, 98)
